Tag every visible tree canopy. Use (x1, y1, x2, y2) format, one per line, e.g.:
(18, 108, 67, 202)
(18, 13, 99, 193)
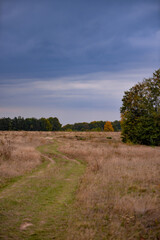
(0, 117, 62, 131)
(62, 120, 120, 132)
(120, 69, 160, 146)
(104, 121, 114, 132)
(0, 117, 121, 132)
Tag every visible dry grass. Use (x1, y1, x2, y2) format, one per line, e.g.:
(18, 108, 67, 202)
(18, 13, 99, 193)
(57, 132, 160, 239)
(0, 131, 53, 184)
(0, 131, 160, 239)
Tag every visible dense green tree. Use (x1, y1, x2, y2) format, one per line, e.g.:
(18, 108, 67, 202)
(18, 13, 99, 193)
(62, 124, 74, 131)
(73, 122, 89, 131)
(39, 118, 52, 131)
(17, 116, 25, 130)
(12, 117, 18, 130)
(89, 121, 105, 131)
(48, 117, 62, 131)
(120, 69, 160, 146)
(0, 117, 61, 131)
(112, 120, 121, 132)
(0, 118, 12, 130)
(91, 127, 102, 132)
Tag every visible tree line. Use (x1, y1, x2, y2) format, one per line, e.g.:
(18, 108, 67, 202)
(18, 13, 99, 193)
(0, 117, 121, 132)
(0, 117, 62, 131)
(62, 120, 121, 132)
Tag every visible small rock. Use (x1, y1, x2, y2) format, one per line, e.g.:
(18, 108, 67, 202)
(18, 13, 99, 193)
(20, 222, 33, 230)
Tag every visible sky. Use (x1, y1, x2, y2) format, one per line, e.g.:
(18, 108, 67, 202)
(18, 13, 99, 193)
(0, 0, 160, 125)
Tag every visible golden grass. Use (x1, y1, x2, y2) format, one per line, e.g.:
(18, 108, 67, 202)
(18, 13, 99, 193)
(0, 131, 160, 239)
(0, 131, 53, 183)
(57, 132, 160, 239)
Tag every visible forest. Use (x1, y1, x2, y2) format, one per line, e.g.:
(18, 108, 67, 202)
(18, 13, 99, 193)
(0, 117, 121, 132)
(0, 117, 62, 131)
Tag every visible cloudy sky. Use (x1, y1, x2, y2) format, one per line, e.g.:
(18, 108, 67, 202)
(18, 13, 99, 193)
(0, 0, 160, 125)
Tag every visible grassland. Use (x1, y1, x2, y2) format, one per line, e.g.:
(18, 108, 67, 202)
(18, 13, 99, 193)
(0, 131, 160, 239)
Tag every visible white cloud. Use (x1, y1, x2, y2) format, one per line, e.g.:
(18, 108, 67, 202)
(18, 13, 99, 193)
(0, 67, 158, 124)
(0, 69, 148, 100)
(1, 67, 156, 102)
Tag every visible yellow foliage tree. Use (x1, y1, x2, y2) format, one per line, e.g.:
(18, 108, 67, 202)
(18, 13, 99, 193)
(104, 121, 114, 132)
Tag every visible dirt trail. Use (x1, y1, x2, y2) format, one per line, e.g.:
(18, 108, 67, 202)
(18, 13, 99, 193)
(53, 152, 80, 165)
(41, 153, 55, 164)
(0, 142, 85, 240)
(0, 147, 80, 199)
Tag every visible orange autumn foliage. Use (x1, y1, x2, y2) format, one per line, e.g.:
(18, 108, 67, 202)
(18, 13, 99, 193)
(104, 121, 114, 132)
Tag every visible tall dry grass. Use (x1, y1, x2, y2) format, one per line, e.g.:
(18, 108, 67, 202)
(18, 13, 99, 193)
(0, 131, 53, 184)
(0, 131, 160, 239)
(58, 132, 160, 240)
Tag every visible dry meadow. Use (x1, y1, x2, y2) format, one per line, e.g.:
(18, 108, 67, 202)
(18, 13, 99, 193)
(0, 131, 51, 185)
(0, 131, 160, 239)
(57, 132, 160, 239)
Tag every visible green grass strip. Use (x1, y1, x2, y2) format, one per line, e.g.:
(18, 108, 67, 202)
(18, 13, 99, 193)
(0, 142, 85, 240)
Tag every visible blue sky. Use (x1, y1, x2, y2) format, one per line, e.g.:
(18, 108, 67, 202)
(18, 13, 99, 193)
(0, 0, 160, 125)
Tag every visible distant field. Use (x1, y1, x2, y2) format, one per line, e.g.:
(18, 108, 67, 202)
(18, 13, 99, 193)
(0, 131, 160, 239)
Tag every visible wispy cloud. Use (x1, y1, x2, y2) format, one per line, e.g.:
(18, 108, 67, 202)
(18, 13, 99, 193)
(1, 68, 154, 96)
(0, 67, 156, 112)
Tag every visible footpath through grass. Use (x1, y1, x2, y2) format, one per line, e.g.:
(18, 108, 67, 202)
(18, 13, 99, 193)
(0, 141, 85, 240)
